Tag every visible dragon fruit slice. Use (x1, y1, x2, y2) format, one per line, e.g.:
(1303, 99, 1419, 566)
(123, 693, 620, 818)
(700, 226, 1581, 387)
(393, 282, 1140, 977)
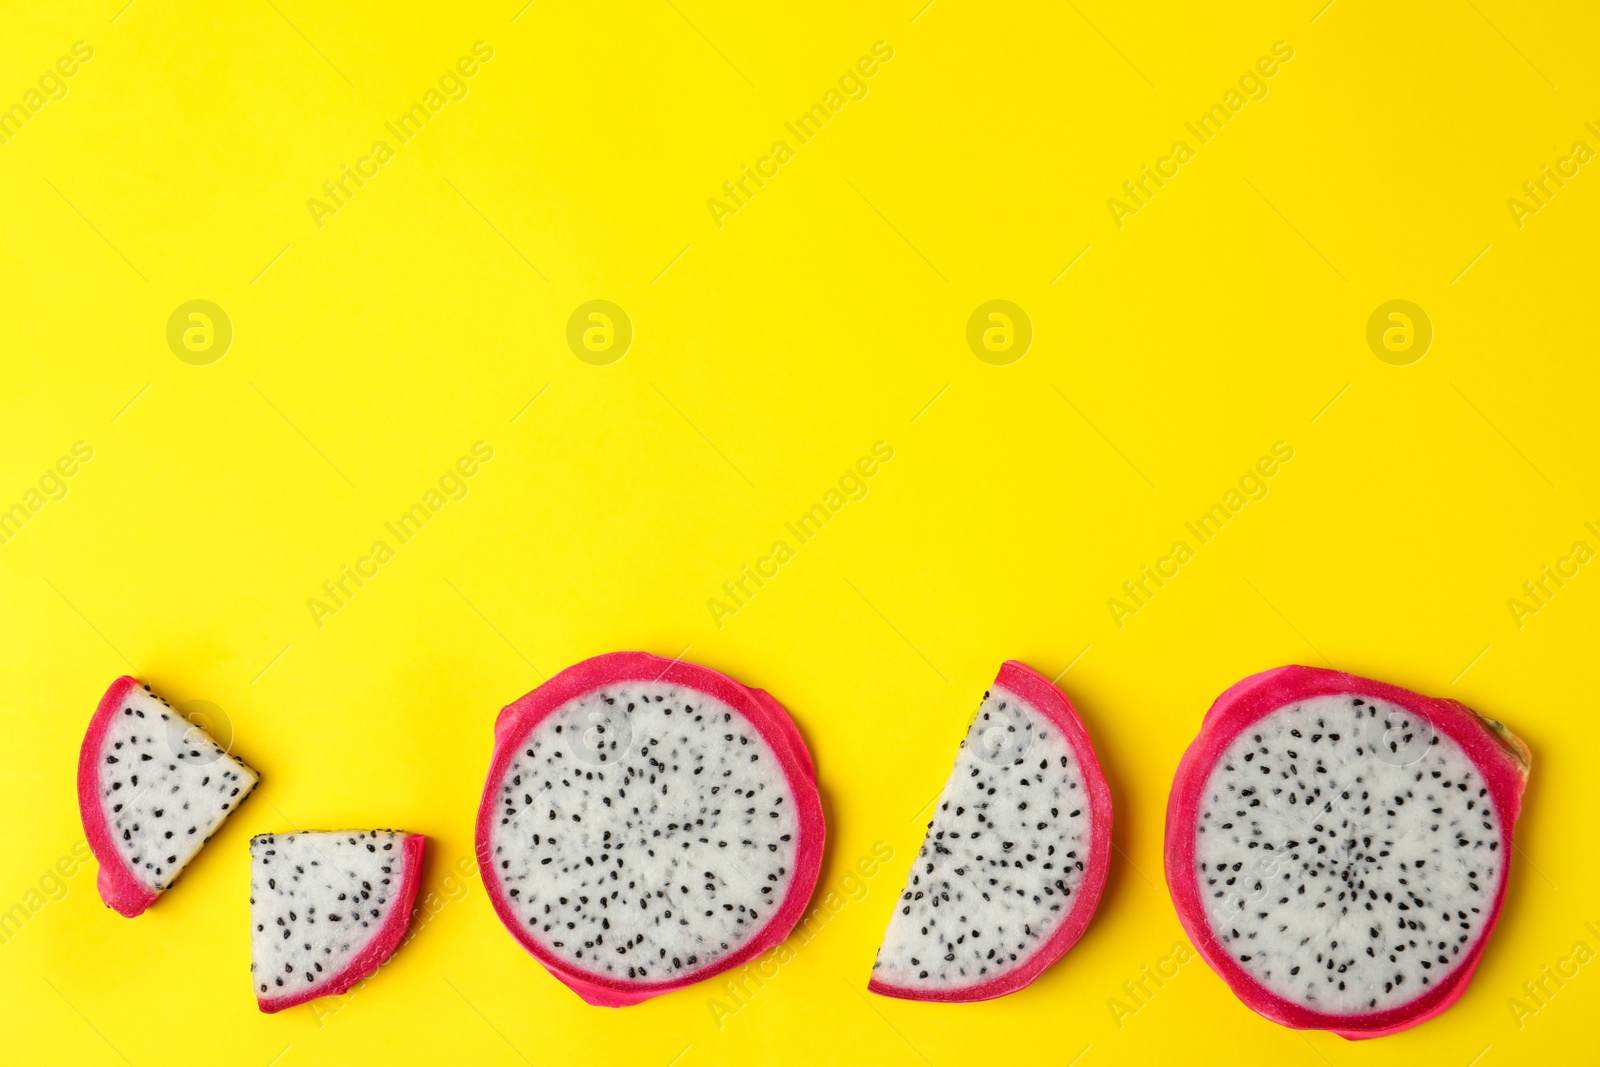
(77, 676, 259, 917)
(475, 651, 825, 1007)
(870, 660, 1113, 1001)
(1165, 665, 1531, 1039)
(250, 830, 426, 1013)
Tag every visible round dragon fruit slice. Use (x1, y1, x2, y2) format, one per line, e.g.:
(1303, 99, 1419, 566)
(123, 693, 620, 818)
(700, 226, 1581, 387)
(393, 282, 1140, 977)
(475, 652, 825, 1007)
(250, 830, 426, 1013)
(1165, 665, 1531, 1039)
(78, 676, 260, 917)
(870, 661, 1113, 1002)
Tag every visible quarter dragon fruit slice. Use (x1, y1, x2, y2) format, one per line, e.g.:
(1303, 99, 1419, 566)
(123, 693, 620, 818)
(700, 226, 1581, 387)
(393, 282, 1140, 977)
(1165, 665, 1531, 1039)
(476, 652, 825, 1007)
(250, 830, 426, 1012)
(870, 661, 1114, 1001)
(78, 676, 259, 917)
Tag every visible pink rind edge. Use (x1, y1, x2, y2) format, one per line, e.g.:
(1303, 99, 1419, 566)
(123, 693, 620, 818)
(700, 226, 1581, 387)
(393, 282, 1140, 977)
(868, 659, 1115, 1002)
(256, 833, 427, 1013)
(750, 687, 816, 781)
(475, 651, 826, 1007)
(78, 676, 160, 918)
(1163, 665, 1531, 1040)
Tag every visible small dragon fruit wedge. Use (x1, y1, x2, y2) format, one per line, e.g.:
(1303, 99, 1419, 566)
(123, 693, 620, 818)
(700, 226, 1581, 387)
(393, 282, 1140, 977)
(1165, 665, 1531, 1039)
(476, 651, 825, 1007)
(250, 830, 426, 1013)
(78, 676, 259, 917)
(870, 660, 1114, 1001)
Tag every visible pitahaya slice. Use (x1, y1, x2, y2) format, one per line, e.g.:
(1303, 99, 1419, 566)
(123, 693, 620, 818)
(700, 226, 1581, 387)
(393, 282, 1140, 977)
(870, 661, 1113, 1001)
(250, 830, 426, 1013)
(1165, 665, 1531, 1039)
(77, 676, 259, 917)
(475, 651, 825, 1007)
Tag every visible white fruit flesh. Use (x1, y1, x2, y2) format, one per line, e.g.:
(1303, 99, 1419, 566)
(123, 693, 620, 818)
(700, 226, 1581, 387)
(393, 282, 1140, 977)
(873, 684, 1093, 991)
(486, 680, 801, 982)
(1193, 694, 1503, 1015)
(95, 686, 257, 890)
(250, 831, 409, 998)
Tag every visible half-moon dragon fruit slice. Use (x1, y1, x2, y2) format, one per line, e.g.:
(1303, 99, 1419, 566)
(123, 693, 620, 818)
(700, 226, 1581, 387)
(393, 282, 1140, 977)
(78, 676, 259, 917)
(475, 652, 825, 1006)
(1165, 665, 1531, 1039)
(870, 661, 1113, 1001)
(250, 830, 426, 1012)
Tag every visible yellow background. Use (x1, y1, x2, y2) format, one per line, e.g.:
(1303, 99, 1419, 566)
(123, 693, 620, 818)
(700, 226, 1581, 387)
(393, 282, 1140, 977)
(2, 1, 1597, 1063)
